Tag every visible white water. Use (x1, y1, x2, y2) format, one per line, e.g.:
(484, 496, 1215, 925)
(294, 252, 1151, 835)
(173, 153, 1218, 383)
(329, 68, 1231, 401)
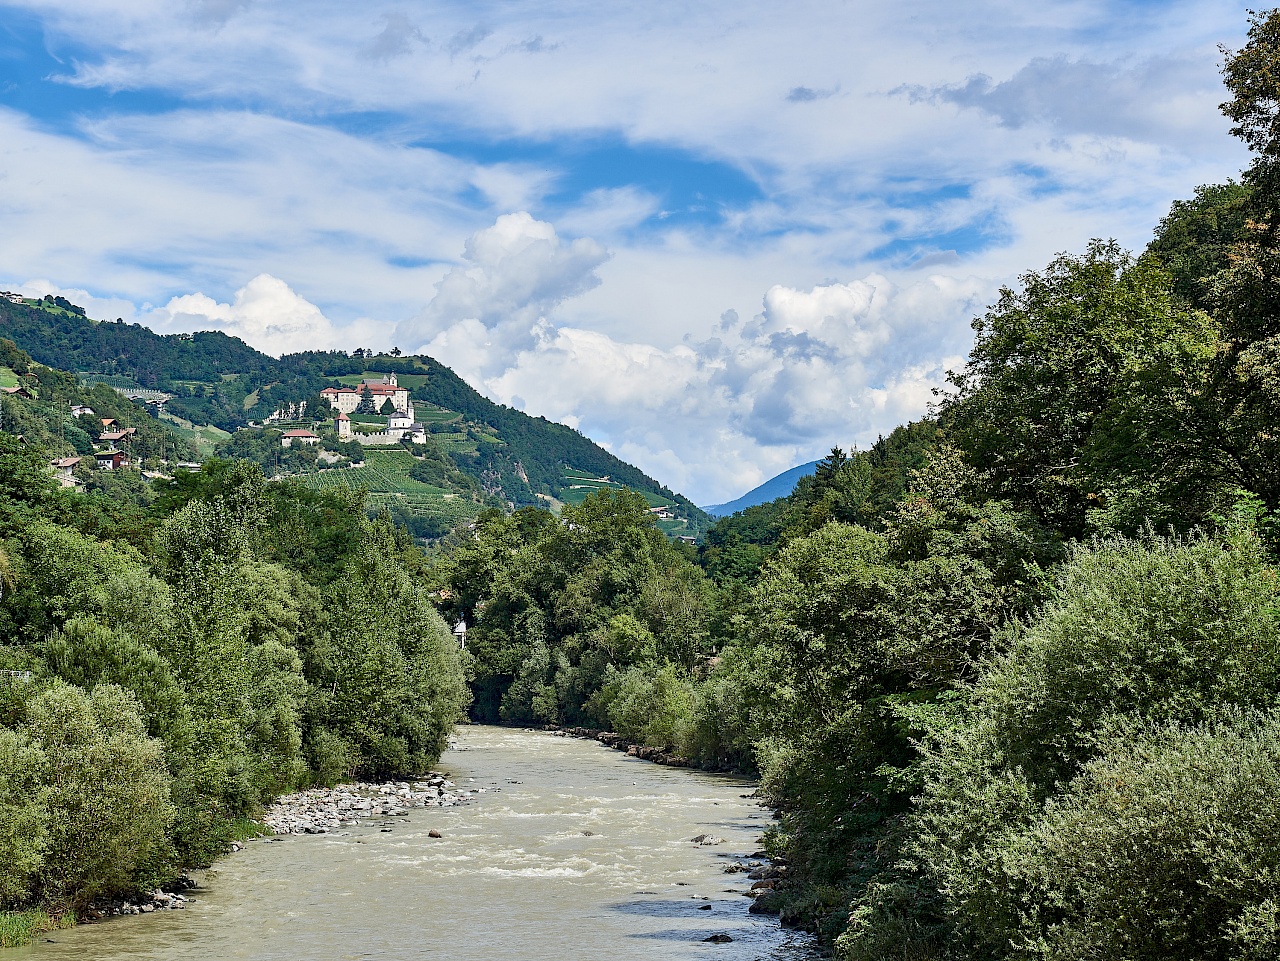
(18, 726, 817, 961)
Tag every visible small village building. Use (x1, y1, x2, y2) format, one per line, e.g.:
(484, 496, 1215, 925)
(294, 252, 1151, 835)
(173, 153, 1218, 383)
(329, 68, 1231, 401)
(70, 404, 95, 418)
(335, 411, 352, 439)
(100, 417, 117, 428)
(281, 428, 320, 448)
(99, 427, 137, 448)
(387, 408, 413, 430)
(1, 386, 33, 399)
(453, 619, 467, 650)
(409, 423, 427, 444)
(50, 456, 81, 488)
(94, 450, 129, 470)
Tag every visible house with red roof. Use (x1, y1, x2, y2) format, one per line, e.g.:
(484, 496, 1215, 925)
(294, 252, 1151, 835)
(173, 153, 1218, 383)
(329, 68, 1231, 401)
(281, 428, 320, 448)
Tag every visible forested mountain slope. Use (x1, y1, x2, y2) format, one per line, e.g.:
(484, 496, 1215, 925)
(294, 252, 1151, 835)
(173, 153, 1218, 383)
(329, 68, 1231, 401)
(0, 299, 709, 536)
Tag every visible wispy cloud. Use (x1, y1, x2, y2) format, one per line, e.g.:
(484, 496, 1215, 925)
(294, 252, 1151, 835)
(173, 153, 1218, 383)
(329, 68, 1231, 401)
(362, 12, 427, 62)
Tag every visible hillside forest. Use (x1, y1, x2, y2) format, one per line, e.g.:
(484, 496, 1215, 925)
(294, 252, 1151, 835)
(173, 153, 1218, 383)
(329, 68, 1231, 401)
(0, 301, 709, 536)
(1, 11, 1279, 961)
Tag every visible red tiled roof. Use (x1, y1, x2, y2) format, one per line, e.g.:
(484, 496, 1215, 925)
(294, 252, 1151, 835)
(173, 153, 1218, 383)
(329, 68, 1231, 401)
(282, 429, 318, 437)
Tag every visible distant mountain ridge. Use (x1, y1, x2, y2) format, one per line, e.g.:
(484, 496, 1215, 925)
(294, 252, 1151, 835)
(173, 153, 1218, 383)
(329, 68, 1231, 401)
(0, 296, 711, 538)
(704, 460, 821, 517)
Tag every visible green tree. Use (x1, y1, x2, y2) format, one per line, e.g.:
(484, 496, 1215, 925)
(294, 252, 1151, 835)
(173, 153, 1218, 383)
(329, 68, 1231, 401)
(941, 241, 1222, 537)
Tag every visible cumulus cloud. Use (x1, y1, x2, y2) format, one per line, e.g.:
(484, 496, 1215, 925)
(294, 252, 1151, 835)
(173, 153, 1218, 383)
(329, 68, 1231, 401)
(447, 24, 492, 57)
(144, 274, 387, 357)
(398, 212, 610, 379)
(421, 247, 985, 502)
(0, 0, 1253, 503)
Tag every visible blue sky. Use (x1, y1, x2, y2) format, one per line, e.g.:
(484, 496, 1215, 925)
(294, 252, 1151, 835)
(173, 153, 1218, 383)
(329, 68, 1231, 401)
(0, 0, 1254, 503)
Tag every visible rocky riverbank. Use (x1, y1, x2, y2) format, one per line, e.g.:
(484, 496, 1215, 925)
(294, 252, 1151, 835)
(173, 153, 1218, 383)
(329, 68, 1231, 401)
(551, 726, 694, 766)
(261, 772, 482, 835)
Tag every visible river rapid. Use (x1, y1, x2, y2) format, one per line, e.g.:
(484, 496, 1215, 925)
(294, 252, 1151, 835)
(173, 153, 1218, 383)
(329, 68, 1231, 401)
(18, 726, 817, 961)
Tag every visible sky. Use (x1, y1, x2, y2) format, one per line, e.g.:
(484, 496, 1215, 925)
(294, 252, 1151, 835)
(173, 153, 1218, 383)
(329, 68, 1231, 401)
(0, 0, 1255, 505)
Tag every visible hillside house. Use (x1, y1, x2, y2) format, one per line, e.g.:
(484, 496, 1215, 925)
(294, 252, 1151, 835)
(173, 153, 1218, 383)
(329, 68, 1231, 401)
(1, 386, 33, 399)
(99, 427, 137, 448)
(94, 450, 129, 470)
(70, 404, 95, 418)
(100, 418, 116, 428)
(50, 456, 81, 488)
(265, 401, 306, 423)
(281, 428, 320, 448)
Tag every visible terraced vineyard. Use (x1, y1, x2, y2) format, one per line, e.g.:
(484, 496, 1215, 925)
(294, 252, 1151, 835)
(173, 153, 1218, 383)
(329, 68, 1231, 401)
(301, 449, 480, 529)
(561, 467, 698, 538)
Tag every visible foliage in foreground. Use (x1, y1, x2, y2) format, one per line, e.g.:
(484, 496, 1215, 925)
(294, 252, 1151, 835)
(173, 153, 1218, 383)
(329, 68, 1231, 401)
(0, 442, 469, 914)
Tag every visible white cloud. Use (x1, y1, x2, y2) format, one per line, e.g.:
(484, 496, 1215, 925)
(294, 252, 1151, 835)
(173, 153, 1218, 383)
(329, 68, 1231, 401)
(398, 212, 610, 378)
(144, 274, 390, 356)
(410, 217, 987, 502)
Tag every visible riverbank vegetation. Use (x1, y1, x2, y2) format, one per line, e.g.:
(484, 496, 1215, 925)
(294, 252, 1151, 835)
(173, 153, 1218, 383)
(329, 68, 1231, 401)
(430, 16, 1280, 960)
(0, 440, 468, 942)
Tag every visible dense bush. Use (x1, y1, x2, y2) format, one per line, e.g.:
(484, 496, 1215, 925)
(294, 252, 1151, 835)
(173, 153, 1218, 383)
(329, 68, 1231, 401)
(859, 528, 1280, 960)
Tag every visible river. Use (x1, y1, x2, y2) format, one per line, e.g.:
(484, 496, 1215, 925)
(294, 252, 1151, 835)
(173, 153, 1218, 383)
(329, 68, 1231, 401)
(17, 726, 818, 961)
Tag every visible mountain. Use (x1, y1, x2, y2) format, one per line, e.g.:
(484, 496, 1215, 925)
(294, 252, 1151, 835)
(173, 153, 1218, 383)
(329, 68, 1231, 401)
(0, 295, 711, 540)
(704, 460, 820, 517)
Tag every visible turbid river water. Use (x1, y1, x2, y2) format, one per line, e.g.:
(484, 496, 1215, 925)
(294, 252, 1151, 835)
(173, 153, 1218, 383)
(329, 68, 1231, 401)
(18, 726, 817, 961)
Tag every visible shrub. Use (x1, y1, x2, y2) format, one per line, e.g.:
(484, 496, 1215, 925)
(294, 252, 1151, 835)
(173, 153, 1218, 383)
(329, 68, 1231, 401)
(23, 684, 174, 909)
(953, 715, 1280, 961)
(0, 728, 46, 908)
(903, 529, 1280, 960)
